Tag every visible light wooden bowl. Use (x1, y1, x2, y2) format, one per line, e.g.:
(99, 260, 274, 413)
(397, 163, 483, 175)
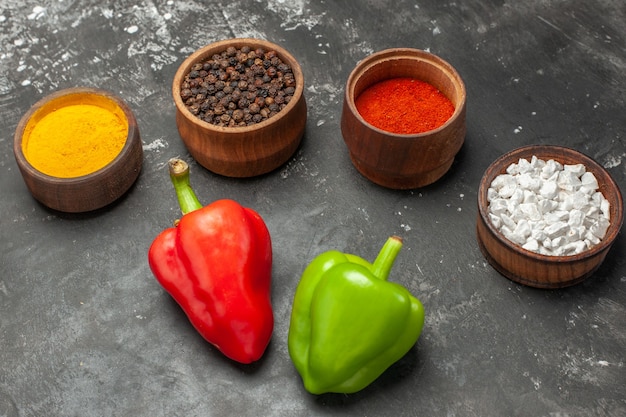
(340, 48, 466, 189)
(477, 145, 624, 288)
(172, 38, 307, 177)
(13, 87, 143, 213)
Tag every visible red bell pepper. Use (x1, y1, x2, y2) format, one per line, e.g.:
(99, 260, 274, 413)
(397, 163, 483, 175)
(148, 158, 273, 364)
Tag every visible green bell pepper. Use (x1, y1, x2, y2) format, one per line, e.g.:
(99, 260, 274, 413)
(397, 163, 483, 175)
(288, 236, 425, 394)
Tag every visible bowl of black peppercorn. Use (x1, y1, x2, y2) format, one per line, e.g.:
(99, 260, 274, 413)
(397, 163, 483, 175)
(172, 38, 307, 177)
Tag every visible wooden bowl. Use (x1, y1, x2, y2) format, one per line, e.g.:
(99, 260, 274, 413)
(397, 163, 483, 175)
(172, 38, 307, 177)
(477, 145, 624, 288)
(340, 48, 466, 189)
(13, 87, 143, 213)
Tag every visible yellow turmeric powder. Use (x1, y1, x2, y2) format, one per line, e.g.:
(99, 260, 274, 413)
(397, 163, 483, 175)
(22, 98, 128, 178)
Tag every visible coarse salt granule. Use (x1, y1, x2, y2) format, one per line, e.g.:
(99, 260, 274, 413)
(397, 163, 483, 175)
(487, 156, 611, 256)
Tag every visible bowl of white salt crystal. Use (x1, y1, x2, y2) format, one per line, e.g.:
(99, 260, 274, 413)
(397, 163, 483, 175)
(477, 145, 623, 288)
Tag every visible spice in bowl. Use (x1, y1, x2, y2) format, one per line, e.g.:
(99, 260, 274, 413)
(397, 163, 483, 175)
(14, 87, 143, 213)
(487, 155, 611, 256)
(355, 77, 455, 134)
(21, 95, 128, 178)
(179, 45, 296, 127)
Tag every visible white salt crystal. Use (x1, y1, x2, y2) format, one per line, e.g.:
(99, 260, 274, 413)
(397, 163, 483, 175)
(546, 222, 569, 239)
(513, 219, 532, 240)
(523, 189, 538, 204)
(539, 180, 558, 199)
(491, 174, 518, 198)
(501, 225, 515, 241)
(566, 227, 584, 242)
(506, 163, 520, 175)
(564, 163, 586, 176)
(585, 205, 600, 219)
(561, 241, 587, 255)
(585, 233, 601, 246)
(539, 246, 553, 256)
(543, 237, 553, 250)
(590, 192, 603, 206)
(557, 170, 583, 192)
(509, 232, 527, 245)
(580, 171, 599, 192)
(589, 217, 610, 239)
(489, 213, 502, 229)
(499, 183, 518, 199)
(580, 185, 597, 195)
(541, 159, 562, 179)
(538, 199, 558, 214)
(600, 198, 610, 220)
(531, 223, 547, 242)
(529, 155, 544, 169)
(489, 198, 508, 215)
(543, 211, 569, 224)
(523, 239, 540, 252)
(510, 188, 524, 205)
(574, 191, 591, 210)
(517, 203, 542, 221)
(500, 213, 517, 230)
(487, 156, 611, 256)
(491, 174, 513, 190)
(541, 161, 555, 178)
(568, 209, 585, 228)
(518, 173, 542, 191)
(560, 191, 589, 212)
(517, 157, 533, 174)
(551, 236, 567, 249)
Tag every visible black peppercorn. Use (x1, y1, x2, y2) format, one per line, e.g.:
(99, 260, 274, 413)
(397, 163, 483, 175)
(181, 45, 296, 126)
(180, 88, 193, 100)
(249, 103, 261, 114)
(238, 97, 250, 108)
(232, 109, 244, 122)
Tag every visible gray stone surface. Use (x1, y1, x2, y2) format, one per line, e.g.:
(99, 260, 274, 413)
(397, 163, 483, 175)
(1, 1, 625, 416)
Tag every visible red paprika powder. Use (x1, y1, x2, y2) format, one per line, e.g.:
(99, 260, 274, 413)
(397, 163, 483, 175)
(355, 77, 454, 134)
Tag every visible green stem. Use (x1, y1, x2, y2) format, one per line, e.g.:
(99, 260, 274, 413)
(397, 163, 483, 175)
(168, 158, 203, 215)
(371, 236, 404, 281)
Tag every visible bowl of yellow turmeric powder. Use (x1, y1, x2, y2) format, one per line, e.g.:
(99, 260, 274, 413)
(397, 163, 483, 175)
(13, 87, 143, 213)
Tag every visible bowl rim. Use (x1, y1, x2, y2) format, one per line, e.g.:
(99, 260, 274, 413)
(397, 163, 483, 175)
(477, 144, 624, 262)
(13, 86, 139, 183)
(344, 47, 467, 139)
(172, 37, 305, 133)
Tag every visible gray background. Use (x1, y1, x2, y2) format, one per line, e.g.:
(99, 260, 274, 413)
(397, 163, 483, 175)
(1, 1, 625, 416)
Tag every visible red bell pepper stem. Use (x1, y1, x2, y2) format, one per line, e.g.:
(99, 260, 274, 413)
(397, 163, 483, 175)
(371, 236, 404, 281)
(168, 158, 202, 215)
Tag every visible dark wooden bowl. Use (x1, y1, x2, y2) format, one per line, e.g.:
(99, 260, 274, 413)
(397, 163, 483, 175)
(13, 87, 143, 213)
(172, 38, 307, 177)
(340, 48, 466, 189)
(477, 145, 624, 288)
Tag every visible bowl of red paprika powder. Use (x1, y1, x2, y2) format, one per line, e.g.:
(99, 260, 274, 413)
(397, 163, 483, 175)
(13, 87, 143, 213)
(341, 48, 466, 189)
(172, 38, 307, 178)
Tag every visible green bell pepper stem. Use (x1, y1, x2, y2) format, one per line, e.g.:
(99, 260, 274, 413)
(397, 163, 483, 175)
(371, 236, 403, 281)
(168, 158, 203, 215)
